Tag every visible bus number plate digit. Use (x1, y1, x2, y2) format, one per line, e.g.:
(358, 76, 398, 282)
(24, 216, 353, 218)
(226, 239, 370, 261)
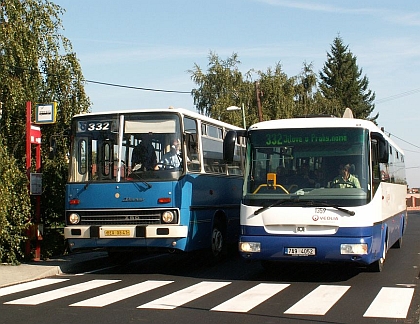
(104, 230, 131, 237)
(286, 248, 316, 256)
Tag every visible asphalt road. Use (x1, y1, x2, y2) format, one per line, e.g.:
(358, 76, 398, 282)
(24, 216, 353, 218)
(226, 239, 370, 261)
(1, 212, 419, 324)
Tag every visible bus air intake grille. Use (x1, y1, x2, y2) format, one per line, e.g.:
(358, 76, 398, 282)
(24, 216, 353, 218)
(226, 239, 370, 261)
(72, 209, 164, 225)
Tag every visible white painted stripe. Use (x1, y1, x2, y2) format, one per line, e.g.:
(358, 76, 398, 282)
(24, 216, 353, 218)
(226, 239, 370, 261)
(4, 280, 120, 305)
(0, 279, 69, 297)
(70, 280, 173, 307)
(363, 287, 414, 318)
(284, 285, 350, 315)
(137, 281, 231, 310)
(211, 283, 290, 313)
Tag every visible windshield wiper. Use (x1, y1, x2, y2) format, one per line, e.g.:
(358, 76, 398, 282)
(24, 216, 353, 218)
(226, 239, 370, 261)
(312, 201, 355, 216)
(253, 197, 355, 216)
(75, 178, 94, 198)
(254, 196, 300, 215)
(128, 172, 152, 189)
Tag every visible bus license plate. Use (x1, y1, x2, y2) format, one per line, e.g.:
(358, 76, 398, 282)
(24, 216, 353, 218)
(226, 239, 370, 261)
(286, 248, 316, 256)
(104, 230, 131, 237)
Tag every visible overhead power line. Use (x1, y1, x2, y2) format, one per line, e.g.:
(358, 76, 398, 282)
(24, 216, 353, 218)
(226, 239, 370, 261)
(376, 88, 420, 104)
(85, 79, 191, 94)
(2, 62, 419, 101)
(85, 78, 420, 105)
(387, 132, 420, 150)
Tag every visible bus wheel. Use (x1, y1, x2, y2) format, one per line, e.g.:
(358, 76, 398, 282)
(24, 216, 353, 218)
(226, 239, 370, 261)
(210, 221, 224, 260)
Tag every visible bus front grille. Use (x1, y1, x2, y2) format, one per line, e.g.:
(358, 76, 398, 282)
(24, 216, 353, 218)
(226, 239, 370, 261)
(69, 209, 163, 225)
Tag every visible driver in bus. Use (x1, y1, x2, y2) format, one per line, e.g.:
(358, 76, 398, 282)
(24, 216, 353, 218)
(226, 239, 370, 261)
(157, 138, 182, 169)
(132, 134, 157, 171)
(330, 163, 360, 188)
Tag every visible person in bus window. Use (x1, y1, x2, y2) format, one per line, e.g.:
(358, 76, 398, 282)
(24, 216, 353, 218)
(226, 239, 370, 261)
(132, 134, 157, 171)
(330, 163, 360, 188)
(276, 166, 288, 184)
(158, 138, 182, 169)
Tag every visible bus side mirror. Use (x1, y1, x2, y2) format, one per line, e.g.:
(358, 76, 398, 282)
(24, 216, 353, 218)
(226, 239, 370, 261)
(372, 132, 389, 164)
(223, 130, 237, 163)
(378, 140, 389, 163)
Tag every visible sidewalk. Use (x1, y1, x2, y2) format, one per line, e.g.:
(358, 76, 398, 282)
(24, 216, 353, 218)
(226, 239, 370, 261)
(0, 250, 109, 288)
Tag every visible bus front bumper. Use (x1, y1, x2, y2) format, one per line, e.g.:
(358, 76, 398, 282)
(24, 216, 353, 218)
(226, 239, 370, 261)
(65, 225, 189, 251)
(65, 225, 188, 239)
(238, 234, 375, 265)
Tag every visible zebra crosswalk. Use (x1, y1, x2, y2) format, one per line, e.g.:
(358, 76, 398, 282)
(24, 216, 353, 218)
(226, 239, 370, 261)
(211, 283, 289, 313)
(284, 285, 350, 315)
(0, 278, 415, 319)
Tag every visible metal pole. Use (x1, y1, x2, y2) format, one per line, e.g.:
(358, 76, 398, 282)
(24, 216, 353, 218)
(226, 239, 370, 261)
(25, 102, 32, 259)
(255, 81, 263, 122)
(241, 103, 246, 129)
(34, 144, 41, 261)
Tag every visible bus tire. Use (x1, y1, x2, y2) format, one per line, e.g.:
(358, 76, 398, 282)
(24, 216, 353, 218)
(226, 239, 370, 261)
(209, 220, 225, 261)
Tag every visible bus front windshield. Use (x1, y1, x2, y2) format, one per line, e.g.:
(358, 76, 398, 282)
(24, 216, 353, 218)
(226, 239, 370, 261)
(69, 112, 184, 183)
(244, 127, 370, 207)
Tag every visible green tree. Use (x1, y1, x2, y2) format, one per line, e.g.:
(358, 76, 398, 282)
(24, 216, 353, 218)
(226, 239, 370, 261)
(189, 53, 301, 127)
(255, 62, 298, 121)
(294, 62, 321, 116)
(318, 36, 377, 120)
(0, 0, 90, 260)
(189, 52, 250, 124)
(0, 137, 31, 264)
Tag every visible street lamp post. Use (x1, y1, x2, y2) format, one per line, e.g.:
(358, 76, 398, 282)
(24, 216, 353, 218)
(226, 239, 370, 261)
(226, 103, 246, 129)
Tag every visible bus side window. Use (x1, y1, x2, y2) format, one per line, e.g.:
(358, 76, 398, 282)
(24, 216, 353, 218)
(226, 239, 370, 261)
(202, 124, 225, 174)
(184, 117, 200, 172)
(371, 139, 380, 195)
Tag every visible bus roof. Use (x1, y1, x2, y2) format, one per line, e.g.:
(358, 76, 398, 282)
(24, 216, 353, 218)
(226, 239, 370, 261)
(248, 116, 404, 155)
(73, 107, 243, 130)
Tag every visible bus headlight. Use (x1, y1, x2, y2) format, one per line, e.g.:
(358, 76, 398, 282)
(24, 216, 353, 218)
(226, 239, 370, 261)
(239, 242, 261, 253)
(68, 213, 80, 225)
(340, 243, 368, 255)
(162, 211, 175, 224)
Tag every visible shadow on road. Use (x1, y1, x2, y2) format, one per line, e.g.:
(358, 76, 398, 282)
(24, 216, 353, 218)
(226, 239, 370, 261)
(77, 249, 363, 283)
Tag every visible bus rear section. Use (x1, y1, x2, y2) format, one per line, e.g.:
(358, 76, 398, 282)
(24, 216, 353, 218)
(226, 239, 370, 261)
(224, 114, 407, 271)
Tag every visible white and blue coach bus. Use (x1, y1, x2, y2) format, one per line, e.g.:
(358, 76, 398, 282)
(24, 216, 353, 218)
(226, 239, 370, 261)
(64, 107, 244, 261)
(223, 111, 407, 271)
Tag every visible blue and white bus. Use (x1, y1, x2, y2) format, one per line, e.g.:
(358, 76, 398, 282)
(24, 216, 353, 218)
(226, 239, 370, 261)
(224, 112, 407, 271)
(64, 107, 244, 261)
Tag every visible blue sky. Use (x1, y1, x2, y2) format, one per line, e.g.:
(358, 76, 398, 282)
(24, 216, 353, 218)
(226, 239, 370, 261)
(53, 0, 420, 187)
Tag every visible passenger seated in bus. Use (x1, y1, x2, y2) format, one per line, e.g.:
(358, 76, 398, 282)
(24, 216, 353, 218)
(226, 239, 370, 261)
(283, 165, 315, 189)
(132, 134, 157, 171)
(312, 169, 325, 188)
(329, 163, 360, 188)
(299, 164, 316, 188)
(276, 166, 288, 184)
(157, 138, 182, 169)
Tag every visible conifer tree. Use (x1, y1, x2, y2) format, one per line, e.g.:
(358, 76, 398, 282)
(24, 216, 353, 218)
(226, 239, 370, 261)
(319, 36, 377, 120)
